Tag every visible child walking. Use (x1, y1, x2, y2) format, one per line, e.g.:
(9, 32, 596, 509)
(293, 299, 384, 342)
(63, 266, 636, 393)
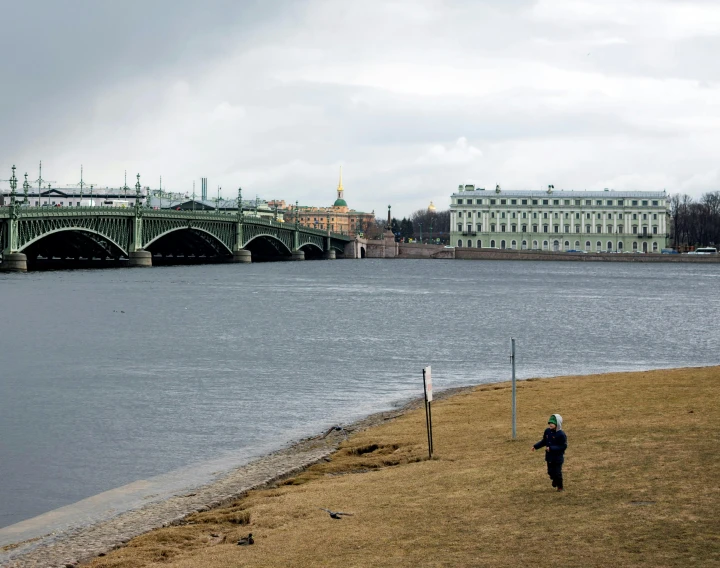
(532, 414, 567, 491)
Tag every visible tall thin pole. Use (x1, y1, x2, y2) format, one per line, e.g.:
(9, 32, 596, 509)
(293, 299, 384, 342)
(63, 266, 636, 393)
(511, 338, 517, 440)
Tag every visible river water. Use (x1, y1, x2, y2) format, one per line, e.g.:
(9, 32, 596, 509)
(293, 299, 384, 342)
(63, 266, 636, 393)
(1, 259, 718, 534)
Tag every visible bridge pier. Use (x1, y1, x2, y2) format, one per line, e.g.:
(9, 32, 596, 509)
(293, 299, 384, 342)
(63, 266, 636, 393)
(232, 250, 252, 263)
(291, 250, 305, 261)
(128, 250, 152, 267)
(0, 252, 27, 272)
(323, 249, 336, 260)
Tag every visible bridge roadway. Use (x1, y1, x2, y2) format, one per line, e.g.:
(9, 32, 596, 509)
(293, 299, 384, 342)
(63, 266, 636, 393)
(0, 203, 355, 272)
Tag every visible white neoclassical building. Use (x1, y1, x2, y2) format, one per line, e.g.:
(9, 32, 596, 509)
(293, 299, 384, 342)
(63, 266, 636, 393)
(450, 185, 669, 253)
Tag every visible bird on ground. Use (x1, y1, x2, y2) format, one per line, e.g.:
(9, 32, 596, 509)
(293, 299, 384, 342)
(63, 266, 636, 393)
(320, 508, 354, 519)
(237, 533, 254, 545)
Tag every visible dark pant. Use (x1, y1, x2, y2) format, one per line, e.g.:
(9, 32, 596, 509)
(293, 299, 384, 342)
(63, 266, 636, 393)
(547, 461, 563, 489)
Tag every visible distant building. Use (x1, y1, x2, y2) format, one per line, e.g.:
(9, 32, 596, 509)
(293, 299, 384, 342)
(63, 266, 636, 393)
(287, 168, 375, 236)
(450, 185, 669, 253)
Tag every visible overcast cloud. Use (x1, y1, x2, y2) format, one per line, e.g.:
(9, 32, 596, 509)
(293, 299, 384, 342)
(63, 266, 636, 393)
(1, 0, 719, 216)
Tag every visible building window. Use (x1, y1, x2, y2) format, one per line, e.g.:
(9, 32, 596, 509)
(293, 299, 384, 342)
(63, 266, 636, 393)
(618, 200, 624, 206)
(521, 199, 528, 205)
(642, 200, 648, 206)
(543, 225, 549, 233)
(575, 240, 580, 249)
(618, 225, 623, 233)
(653, 213, 657, 220)
(490, 199, 496, 205)
(491, 224, 496, 232)
(607, 200, 613, 206)
(458, 239, 463, 247)
(522, 224, 527, 232)
(491, 212, 496, 218)
(585, 200, 592, 205)
(467, 224, 473, 233)
(457, 199, 463, 204)
(477, 224, 482, 232)
(632, 226, 638, 234)
(511, 224, 516, 232)
(477, 239, 482, 248)
(596, 200, 602, 206)
(490, 239, 496, 247)
(532, 200, 538, 205)
(501, 212, 506, 219)
(542, 199, 549, 205)
(564, 240, 569, 249)
(476, 199, 483, 204)
(632, 200, 638, 206)
(532, 225, 538, 232)
(652, 226, 658, 234)
(597, 225, 602, 233)
(554, 212, 559, 219)
(501, 224, 506, 232)
(618, 241, 623, 251)
(618, 213, 623, 220)
(501, 199, 507, 205)
(575, 225, 580, 232)
(554, 225, 559, 233)
(522, 240, 527, 249)
(532, 240, 538, 248)
(564, 225, 569, 232)
(585, 225, 591, 232)
(543, 212, 548, 219)
(543, 240, 549, 250)
(553, 199, 559, 205)
(501, 240, 506, 249)
(533, 212, 538, 219)
(586, 213, 591, 219)
(633, 241, 638, 251)
(607, 241, 613, 251)
(458, 224, 462, 231)
(564, 200, 570, 205)
(596, 241, 602, 251)
(510, 240, 517, 249)
(652, 200, 659, 206)
(585, 240, 591, 251)
(458, 212, 462, 218)
(574, 200, 581, 205)
(653, 242, 658, 252)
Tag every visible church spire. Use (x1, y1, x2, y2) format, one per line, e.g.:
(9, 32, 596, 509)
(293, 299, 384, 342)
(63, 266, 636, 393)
(337, 166, 344, 200)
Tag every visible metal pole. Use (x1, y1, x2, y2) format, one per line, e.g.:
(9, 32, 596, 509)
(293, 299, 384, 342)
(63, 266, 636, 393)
(511, 337, 517, 440)
(422, 368, 432, 459)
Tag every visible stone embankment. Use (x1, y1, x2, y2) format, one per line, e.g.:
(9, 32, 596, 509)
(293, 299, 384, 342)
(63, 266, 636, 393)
(452, 247, 720, 262)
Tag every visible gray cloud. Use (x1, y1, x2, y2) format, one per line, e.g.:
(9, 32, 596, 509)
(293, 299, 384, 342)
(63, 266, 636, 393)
(1, 0, 719, 216)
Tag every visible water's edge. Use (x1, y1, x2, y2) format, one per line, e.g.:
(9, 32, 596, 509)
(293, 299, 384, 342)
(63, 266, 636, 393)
(0, 385, 474, 568)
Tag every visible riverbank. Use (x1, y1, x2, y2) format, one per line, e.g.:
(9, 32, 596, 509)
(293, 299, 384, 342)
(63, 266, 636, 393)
(8, 366, 719, 567)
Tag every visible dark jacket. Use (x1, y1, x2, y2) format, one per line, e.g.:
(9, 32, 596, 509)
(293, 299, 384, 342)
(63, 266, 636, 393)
(534, 428, 567, 463)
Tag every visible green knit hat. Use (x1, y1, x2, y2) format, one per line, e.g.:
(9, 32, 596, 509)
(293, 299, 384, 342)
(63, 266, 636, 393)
(548, 415, 557, 425)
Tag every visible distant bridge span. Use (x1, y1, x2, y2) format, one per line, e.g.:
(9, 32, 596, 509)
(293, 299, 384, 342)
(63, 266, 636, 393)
(0, 204, 354, 271)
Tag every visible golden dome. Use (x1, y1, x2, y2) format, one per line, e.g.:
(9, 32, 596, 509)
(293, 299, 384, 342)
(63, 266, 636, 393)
(428, 201, 436, 212)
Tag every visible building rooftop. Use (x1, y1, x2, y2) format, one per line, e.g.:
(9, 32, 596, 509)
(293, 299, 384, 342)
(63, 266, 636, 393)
(452, 189, 667, 199)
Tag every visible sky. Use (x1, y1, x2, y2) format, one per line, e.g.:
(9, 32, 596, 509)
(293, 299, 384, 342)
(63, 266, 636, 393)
(1, 0, 719, 217)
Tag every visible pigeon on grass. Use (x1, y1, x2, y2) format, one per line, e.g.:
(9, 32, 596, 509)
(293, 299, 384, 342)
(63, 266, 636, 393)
(320, 508, 354, 519)
(237, 533, 254, 545)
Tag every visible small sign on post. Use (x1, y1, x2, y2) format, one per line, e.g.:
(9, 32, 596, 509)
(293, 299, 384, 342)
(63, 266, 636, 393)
(422, 366, 434, 459)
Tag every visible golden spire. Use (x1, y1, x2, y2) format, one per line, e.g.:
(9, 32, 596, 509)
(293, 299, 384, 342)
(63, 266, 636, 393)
(337, 166, 344, 193)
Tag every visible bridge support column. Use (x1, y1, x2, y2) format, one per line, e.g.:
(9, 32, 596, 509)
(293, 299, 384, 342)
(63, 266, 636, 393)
(291, 250, 305, 261)
(128, 250, 152, 267)
(232, 249, 252, 263)
(323, 249, 336, 260)
(0, 252, 27, 272)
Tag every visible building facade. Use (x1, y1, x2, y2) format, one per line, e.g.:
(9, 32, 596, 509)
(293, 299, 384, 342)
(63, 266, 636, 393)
(287, 169, 375, 237)
(450, 185, 669, 253)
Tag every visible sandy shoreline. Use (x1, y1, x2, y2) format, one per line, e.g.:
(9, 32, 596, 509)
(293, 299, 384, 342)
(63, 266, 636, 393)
(0, 386, 473, 568)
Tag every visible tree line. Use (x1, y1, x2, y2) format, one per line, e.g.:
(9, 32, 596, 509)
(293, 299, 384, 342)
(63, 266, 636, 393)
(363, 208, 451, 243)
(669, 192, 720, 249)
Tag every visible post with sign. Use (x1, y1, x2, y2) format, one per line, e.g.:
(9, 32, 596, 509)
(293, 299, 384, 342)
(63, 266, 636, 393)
(422, 366, 434, 459)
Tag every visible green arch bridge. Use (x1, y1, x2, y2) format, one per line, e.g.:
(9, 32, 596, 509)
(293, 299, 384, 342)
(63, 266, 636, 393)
(0, 200, 354, 272)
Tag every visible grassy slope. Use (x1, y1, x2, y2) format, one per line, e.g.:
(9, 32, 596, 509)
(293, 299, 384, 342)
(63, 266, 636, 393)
(87, 367, 720, 568)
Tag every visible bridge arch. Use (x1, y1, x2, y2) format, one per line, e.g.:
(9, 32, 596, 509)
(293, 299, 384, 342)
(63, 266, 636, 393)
(299, 242, 324, 260)
(144, 226, 233, 255)
(19, 226, 128, 258)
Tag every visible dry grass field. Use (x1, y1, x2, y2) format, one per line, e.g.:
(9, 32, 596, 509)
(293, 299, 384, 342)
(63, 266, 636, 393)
(85, 366, 720, 568)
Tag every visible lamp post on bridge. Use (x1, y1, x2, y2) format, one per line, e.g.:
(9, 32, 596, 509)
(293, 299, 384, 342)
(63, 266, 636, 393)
(22, 172, 29, 205)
